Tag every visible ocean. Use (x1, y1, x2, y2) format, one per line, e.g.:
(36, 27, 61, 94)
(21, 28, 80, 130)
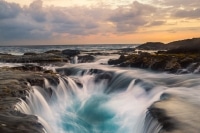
(0, 44, 137, 55)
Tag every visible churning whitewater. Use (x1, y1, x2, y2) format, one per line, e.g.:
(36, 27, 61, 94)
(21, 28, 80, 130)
(14, 59, 200, 133)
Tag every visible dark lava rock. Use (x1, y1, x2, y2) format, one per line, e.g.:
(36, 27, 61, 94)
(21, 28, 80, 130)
(136, 38, 200, 53)
(78, 55, 95, 63)
(147, 90, 200, 133)
(62, 49, 80, 56)
(108, 54, 127, 65)
(0, 53, 69, 64)
(12, 64, 43, 71)
(108, 52, 199, 73)
(136, 42, 166, 50)
(94, 72, 113, 83)
(88, 52, 110, 56)
(71, 78, 83, 88)
(0, 67, 59, 133)
(43, 70, 54, 74)
(0, 53, 11, 55)
(147, 107, 177, 132)
(24, 52, 38, 55)
(0, 111, 44, 133)
(44, 50, 61, 54)
(120, 48, 135, 52)
(166, 38, 200, 54)
(180, 57, 194, 68)
(88, 69, 104, 74)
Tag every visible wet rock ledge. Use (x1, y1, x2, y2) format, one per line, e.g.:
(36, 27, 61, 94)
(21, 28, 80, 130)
(108, 53, 200, 73)
(0, 49, 95, 64)
(0, 65, 59, 133)
(108, 38, 200, 74)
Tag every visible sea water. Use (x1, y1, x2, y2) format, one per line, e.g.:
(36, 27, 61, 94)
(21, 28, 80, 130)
(2, 45, 200, 133)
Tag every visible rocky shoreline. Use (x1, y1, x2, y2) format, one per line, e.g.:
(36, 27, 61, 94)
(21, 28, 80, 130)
(108, 52, 200, 73)
(109, 38, 200, 74)
(0, 37, 200, 132)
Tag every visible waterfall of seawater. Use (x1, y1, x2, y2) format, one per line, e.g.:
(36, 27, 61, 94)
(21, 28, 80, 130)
(14, 63, 200, 133)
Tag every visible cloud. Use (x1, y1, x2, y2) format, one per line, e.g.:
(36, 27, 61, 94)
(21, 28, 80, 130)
(28, 0, 47, 22)
(147, 20, 166, 27)
(0, 0, 114, 42)
(174, 8, 200, 19)
(0, 16, 51, 40)
(0, 0, 166, 43)
(48, 7, 102, 35)
(151, 0, 200, 7)
(109, 1, 156, 33)
(0, 0, 51, 41)
(0, 1, 21, 19)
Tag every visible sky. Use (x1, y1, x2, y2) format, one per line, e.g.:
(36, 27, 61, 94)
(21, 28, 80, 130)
(0, 0, 200, 45)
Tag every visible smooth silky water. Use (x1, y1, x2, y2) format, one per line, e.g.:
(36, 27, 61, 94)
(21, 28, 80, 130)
(14, 58, 200, 133)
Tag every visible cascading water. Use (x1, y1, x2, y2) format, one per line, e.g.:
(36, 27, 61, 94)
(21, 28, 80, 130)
(14, 61, 200, 133)
(14, 63, 164, 133)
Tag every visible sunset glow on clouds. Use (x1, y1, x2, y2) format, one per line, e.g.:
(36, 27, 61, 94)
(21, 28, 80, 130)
(0, 0, 200, 45)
